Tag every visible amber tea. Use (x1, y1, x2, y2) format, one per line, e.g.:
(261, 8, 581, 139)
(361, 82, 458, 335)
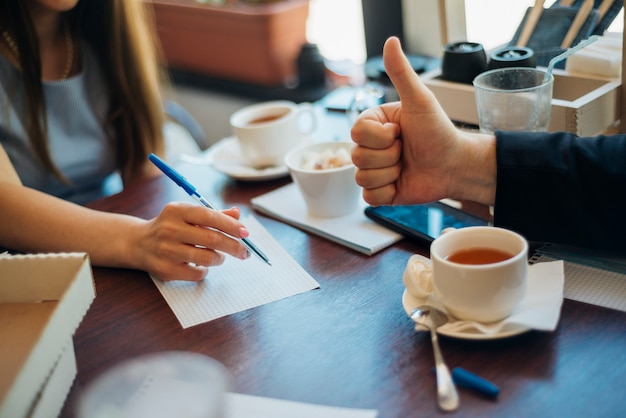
(445, 247, 514, 265)
(246, 110, 289, 125)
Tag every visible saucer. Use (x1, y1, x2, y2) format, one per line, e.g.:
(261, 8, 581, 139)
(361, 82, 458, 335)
(401, 254, 535, 340)
(201, 136, 293, 182)
(402, 290, 530, 340)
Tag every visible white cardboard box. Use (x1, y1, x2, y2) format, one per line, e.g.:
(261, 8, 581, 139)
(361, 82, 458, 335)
(30, 340, 77, 418)
(0, 253, 96, 418)
(421, 67, 621, 136)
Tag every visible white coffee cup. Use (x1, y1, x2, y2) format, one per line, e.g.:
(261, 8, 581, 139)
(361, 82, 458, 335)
(230, 100, 317, 168)
(284, 141, 360, 217)
(405, 226, 528, 323)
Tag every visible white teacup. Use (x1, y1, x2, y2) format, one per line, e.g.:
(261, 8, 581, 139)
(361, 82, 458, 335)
(230, 100, 317, 168)
(284, 141, 360, 217)
(404, 226, 528, 323)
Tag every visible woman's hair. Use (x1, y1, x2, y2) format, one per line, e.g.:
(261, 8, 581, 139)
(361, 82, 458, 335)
(0, 0, 167, 182)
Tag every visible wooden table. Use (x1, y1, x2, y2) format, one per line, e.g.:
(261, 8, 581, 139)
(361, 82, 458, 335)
(60, 162, 626, 417)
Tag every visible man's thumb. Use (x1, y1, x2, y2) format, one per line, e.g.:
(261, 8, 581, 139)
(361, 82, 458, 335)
(383, 37, 428, 104)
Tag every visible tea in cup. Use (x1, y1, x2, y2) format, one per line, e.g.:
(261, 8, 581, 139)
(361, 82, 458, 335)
(284, 141, 360, 217)
(230, 100, 317, 168)
(406, 226, 528, 323)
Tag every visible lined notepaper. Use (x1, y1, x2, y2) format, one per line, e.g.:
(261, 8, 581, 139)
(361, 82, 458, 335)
(151, 216, 320, 328)
(530, 244, 626, 312)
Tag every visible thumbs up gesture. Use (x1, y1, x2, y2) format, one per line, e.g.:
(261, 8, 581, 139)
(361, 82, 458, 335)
(350, 37, 496, 208)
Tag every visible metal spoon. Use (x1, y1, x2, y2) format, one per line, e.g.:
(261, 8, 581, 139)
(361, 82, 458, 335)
(410, 305, 459, 411)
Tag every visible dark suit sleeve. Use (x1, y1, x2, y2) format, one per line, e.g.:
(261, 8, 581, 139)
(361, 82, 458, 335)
(493, 130, 626, 250)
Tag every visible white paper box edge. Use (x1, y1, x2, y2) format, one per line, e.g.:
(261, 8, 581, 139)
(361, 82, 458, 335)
(0, 253, 95, 418)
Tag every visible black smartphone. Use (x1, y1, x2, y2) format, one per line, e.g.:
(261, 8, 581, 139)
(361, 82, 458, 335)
(364, 202, 489, 245)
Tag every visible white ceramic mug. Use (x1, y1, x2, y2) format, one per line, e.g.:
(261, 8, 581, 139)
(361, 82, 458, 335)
(284, 141, 360, 217)
(405, 226, 528, 323)
(230, 100, 317, 168)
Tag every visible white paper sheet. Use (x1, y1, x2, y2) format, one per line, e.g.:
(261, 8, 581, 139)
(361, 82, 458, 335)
(119, 374, 378, 418)
(226, 393, 378, 418)
(119, 375, 378, 418)
(530, 244, 626, 312)
(251, 183, 403, 255)
(151, 216, 320, 328)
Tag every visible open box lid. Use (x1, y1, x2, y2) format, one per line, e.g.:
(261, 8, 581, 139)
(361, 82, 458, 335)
(0, 253, 96, 418)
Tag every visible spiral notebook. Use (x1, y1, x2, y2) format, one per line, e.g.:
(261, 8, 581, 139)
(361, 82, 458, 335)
(251, 183, 403, 255)
(529, 243, 626, 312)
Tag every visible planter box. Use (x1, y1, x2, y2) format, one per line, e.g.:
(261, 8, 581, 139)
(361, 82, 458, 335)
(148, 0, 310, 86)
(421, 67, 621, 136)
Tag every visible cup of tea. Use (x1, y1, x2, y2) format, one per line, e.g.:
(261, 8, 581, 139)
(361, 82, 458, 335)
(230, 100, 317, 168)
(284, 141, 360, 217)
(407, 226, 528, 323)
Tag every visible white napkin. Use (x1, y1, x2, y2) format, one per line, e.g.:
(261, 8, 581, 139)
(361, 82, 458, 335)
(565, 35, 622, 78)
(416, 261, 564, 335)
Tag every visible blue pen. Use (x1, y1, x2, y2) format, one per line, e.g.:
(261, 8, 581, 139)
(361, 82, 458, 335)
(148, 153, 271, 266)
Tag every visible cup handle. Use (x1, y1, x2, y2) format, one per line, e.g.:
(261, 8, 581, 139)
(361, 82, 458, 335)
(296, 103, 317, 135)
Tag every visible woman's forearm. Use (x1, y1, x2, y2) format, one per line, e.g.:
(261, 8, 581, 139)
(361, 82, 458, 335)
(0, 182, 145, 268)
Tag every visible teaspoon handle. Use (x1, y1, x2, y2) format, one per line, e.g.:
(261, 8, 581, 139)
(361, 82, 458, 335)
(431, 331, 459, 411)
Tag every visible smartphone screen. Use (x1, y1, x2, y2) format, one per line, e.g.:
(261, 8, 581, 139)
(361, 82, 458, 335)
(364, 202, 489, 245)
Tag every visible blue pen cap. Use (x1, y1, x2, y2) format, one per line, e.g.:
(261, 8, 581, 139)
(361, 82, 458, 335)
(452, 367, 499, 398)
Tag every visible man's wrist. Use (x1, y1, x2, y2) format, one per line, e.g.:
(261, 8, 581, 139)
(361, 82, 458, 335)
(452, 132, 497, 206)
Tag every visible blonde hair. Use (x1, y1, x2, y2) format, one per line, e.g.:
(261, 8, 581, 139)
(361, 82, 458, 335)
(0, 0, 167, 183)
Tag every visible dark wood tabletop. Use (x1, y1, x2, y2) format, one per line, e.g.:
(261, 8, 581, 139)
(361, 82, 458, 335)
(60, 161, 626, 418)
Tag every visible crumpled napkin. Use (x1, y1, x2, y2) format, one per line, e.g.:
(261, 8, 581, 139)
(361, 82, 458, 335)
(405, 258, 564, 335)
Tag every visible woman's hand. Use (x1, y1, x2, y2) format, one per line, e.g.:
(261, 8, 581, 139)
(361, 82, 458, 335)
(133, 203, 250, 282)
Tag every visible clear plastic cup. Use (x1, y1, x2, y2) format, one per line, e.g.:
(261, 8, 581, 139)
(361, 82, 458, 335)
(473, 67, 553, 134)
(77, 351, 230, 418)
